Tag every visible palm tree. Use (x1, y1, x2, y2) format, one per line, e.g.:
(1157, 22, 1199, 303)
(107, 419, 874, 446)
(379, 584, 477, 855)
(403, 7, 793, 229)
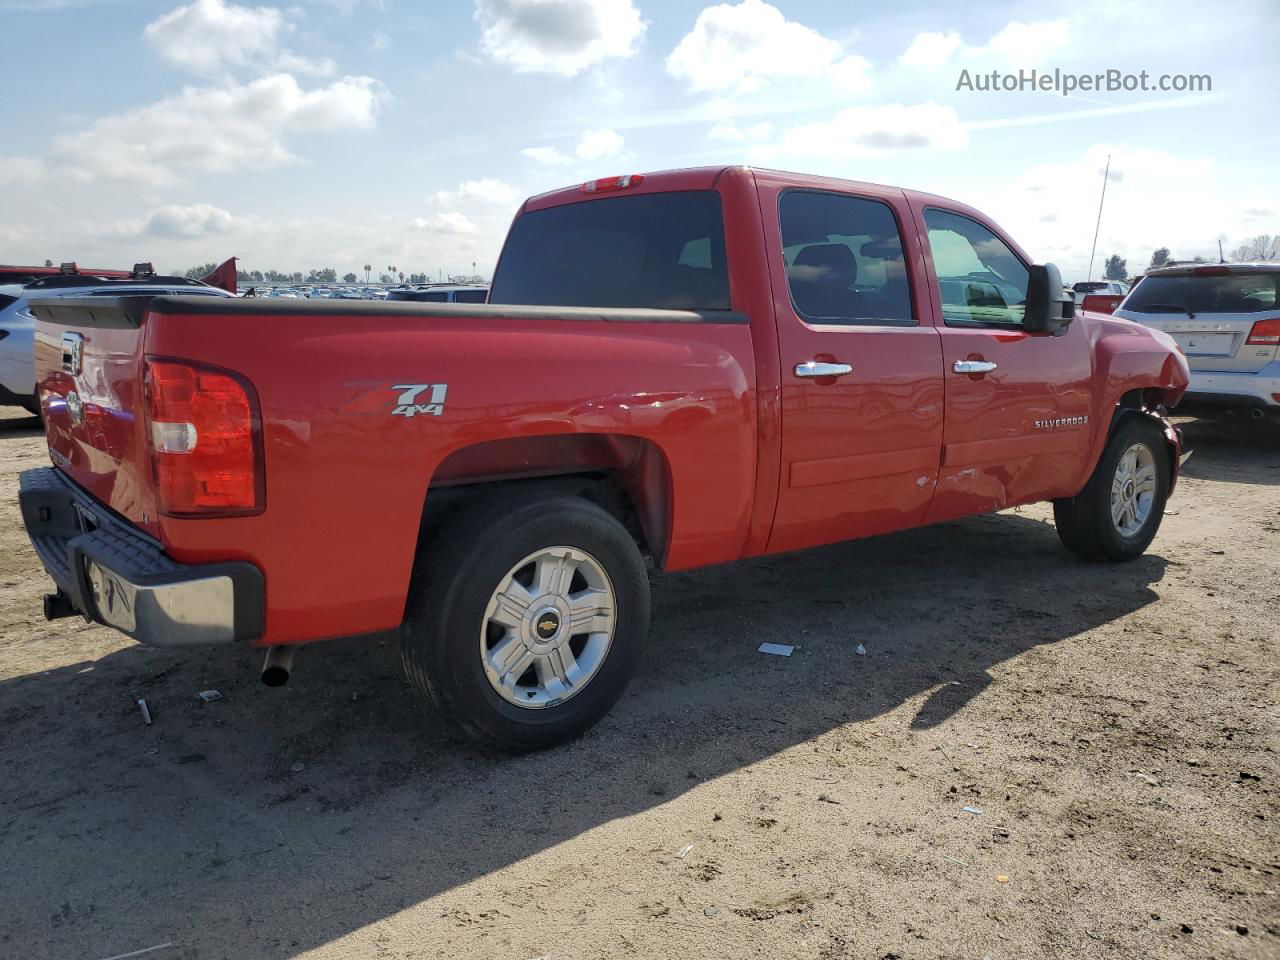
(363, 264, 371, 283)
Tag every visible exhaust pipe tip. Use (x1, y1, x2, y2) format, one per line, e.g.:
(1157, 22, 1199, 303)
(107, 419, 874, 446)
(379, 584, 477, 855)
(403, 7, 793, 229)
(42, 592, 77, 621)
(261, 645, 296, 687)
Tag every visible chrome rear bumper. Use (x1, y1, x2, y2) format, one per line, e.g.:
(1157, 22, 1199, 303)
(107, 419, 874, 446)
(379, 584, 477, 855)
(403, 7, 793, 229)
(18, 467, 263, 647)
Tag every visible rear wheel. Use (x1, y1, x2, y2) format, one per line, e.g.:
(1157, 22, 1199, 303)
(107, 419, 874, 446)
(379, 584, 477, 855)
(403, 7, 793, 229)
(1053, 416, 1171, 562)
(401, 493, 649, 751)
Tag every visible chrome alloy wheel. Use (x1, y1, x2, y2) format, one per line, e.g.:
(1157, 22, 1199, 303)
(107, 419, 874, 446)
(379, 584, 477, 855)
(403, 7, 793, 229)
(479, 546, 616, 709)
(1110, 442, 1158, 538)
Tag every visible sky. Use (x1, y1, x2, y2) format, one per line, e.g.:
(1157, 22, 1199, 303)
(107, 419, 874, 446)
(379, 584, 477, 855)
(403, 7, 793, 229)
(1, 0, 1277, 282)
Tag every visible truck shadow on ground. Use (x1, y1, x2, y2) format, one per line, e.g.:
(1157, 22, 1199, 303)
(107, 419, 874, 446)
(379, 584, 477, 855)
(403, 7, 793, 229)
(1, 507, 1175, 958)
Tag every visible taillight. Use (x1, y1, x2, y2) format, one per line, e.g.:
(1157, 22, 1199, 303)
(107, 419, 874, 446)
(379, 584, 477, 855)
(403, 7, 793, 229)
(144, 358, 264, 516)
(1246, 317, 1280, 346)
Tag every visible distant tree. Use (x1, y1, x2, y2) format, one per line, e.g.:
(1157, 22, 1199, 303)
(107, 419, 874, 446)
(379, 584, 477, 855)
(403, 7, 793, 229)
(1103, 255, 1127, 282)
(251, 270, 264, 282)
(398, 271, 405, 283)
(44, 259, 53, 267)
(343, 272, 357, 283)
(305, 268, 337, 283)
(379, 273, 392, 283)
(292, 271, 303, 282)
(363, 263, 371, 283)
(182, 262, 219, 279)
(1229, 234, 1279, 261)
(1149, 248, 1171, 270)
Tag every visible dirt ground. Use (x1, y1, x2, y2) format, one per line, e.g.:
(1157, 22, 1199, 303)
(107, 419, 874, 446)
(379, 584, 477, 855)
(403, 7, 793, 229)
(0, 405, 1276, 960)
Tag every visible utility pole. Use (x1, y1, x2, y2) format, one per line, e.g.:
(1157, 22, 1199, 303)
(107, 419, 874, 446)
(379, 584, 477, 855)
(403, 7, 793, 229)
(1087, 153, 1111, 282)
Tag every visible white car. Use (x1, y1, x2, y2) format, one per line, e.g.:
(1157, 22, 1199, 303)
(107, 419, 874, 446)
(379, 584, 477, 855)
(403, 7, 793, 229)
(1114, 263, 1280, 421)
(1072, 280, 1128, 303)
(0, 273, 232, 416)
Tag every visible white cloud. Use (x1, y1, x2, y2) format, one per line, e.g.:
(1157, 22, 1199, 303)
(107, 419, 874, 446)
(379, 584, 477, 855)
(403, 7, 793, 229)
(0, 155, 46, 185)
(434, 178, 523, 205)
(521, 145, 571, 165)
(575, 127, 624, 160)
(412, 212, 479, 235)
(666, 0, 870, 95)
(144, 0, 334, 78)
(475, 0, 645, 76)
(144, 203, 237, 238)
(899, 19, 1070, 70)
(973, 144, 1232, 276)
(521, 129, 624, 166)
(898, 31, 962, 69)
(34, 73, 385, 185)
(770, 102, 968, 157)
(371, 30, 390, 50)
(977, 19, 1070, 65)
(708, 121, 772, 142)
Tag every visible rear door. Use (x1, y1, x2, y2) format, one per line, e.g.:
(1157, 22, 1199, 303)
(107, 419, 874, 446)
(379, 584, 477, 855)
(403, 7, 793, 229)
(1115, 268, 1280, 373)
(758, 179, 944, 554)
(912, 204, 1094, 522)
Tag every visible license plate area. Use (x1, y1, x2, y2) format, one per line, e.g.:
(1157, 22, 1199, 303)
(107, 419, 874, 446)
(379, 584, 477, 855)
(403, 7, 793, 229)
(1174, 332, 1236, 357)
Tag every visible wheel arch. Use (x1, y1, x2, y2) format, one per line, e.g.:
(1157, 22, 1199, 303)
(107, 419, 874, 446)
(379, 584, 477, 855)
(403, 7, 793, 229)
(1103, 388, 1183, 495)
(418, 433, 674, 569)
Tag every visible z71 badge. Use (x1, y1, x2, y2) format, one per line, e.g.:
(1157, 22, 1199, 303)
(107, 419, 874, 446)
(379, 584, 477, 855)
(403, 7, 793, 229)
(391, 383, 448, 417)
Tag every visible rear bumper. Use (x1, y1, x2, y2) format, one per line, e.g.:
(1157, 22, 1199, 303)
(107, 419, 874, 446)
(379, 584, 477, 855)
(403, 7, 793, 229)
(1182, 361, 1280, 409)
(18, 467, 264, 647)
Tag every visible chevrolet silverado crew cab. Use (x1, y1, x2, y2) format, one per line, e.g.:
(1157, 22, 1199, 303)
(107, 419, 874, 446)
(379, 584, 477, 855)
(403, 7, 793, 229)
(19, 167, 1189, 750)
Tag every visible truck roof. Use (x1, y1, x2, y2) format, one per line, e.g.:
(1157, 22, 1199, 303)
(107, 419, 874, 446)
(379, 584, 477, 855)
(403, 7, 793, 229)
(520, 165, 1029, 265)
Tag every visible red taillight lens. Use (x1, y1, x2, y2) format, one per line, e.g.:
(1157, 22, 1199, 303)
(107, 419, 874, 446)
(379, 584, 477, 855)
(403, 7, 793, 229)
(1246, 317, 1280, 345)
(144, 359, 263, 516)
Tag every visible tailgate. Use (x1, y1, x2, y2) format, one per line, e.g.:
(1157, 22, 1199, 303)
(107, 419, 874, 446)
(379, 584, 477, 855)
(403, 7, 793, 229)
(29, 296, 161, 537)
(1118, 312, 1275, 371)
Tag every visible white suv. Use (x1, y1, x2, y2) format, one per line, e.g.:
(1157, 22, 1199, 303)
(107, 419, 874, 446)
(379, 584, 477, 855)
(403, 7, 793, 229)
(0, 273, 232, 416)
(1114, 263, 1280, 420)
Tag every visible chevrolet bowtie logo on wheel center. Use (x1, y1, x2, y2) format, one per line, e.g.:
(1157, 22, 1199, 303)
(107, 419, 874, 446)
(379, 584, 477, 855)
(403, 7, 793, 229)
(535, 613, 560, 639)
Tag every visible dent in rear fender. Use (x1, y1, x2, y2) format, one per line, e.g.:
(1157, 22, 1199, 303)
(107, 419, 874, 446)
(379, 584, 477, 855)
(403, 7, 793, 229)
(1074, 317, 1190, 492)
(149, 310, 758, 644)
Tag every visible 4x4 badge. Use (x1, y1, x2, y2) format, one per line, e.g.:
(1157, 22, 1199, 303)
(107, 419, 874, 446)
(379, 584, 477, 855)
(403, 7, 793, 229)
(391, 383, 447, 417)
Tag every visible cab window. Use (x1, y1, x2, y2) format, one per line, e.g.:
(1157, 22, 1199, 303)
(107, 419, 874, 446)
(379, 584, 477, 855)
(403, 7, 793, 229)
(779, 190, 915, 326)
(924, 209, 1029, 327)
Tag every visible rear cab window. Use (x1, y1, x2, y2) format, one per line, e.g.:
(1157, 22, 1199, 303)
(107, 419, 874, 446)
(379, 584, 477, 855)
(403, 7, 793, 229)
(778, 190, 915, 326)
(924, 208, 1029, 328)
(488, 191, 730, 310)
(1123, 272, 1279, 314)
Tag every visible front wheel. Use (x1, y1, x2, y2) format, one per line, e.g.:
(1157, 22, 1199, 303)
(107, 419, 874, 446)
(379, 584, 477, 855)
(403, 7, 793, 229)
(1053, 416, 1171, 562)
(401, 493, 650, 751)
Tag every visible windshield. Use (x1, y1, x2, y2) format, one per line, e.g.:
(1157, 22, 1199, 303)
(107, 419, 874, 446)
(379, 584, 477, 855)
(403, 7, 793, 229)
(490, 191, 730, 310)
(1123, 273, 1279, 314)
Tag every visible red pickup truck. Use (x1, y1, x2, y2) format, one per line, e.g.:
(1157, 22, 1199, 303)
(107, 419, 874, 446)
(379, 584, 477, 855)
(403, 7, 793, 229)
(20, 166, 1189, 750)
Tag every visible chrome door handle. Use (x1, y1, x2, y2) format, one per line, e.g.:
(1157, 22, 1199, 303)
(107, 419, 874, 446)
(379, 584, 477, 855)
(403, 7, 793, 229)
(953, 360, 998, 374)
(795, 361, 853, 378)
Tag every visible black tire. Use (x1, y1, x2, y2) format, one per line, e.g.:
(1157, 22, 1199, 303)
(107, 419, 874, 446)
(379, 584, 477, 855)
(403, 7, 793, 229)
(1053, 416, 1171, 562)
(401, 493, 650, 751)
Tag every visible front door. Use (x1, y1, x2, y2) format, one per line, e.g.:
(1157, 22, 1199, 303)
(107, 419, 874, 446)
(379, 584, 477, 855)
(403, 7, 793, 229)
(761, 182, 945, 554)
(912, 205, 1094, 522)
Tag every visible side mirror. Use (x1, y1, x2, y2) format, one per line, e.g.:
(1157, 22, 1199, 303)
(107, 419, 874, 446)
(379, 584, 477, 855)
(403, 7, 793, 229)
(1024, 263, 1075, 335)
